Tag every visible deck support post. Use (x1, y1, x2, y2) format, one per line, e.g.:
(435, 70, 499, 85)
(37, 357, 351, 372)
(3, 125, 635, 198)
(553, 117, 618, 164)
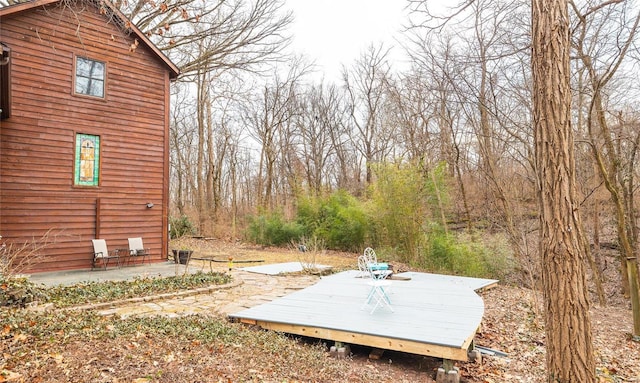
(329, 342, 350, 359)
(436, 359, 460, 383)
(468, 349, 482, 364)
(368, 348, 385, 360)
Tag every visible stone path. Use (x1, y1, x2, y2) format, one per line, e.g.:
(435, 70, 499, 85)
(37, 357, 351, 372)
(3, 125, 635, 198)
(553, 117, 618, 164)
(96, 269, 322, 319)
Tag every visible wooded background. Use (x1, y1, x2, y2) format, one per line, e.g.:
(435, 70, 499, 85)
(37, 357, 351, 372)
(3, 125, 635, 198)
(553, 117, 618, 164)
(123, 0, 640, 285)
(145, 0, 638, 290)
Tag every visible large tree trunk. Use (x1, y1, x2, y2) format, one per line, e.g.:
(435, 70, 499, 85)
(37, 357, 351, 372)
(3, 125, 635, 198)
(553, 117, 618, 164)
(531, 0, 596, 381)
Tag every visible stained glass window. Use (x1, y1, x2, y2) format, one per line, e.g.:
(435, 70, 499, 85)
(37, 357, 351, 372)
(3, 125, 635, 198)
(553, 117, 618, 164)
(74, 134, 100, 186)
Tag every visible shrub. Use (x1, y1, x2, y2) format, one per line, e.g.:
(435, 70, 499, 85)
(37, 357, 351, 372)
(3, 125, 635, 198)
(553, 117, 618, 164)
(426, 232, 489, 277)
(245, 212, 303, 247)
(1, 231, 54, 279)
(468, 232, 517, 281)
(296, 190, 368, 252)
(292, 235, 328, 273)
(170, 215, 196, 239)
(367, 162, 442, 260)
(416, 230, 515, 280)
(0, 232, 55, 307)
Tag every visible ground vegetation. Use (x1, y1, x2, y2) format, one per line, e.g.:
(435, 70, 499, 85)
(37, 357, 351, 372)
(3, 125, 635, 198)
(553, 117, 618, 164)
(1, 239, 638, 382)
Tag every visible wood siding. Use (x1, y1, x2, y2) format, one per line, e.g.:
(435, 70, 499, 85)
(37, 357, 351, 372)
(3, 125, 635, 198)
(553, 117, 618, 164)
(0, 2, 172, 272)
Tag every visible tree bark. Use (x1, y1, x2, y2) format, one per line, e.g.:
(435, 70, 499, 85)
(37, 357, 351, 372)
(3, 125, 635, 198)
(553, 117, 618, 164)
(532, 0, 596, 381)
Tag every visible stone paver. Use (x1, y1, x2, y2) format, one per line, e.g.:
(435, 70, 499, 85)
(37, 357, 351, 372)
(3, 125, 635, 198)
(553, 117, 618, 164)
(99, 269, 321, 319)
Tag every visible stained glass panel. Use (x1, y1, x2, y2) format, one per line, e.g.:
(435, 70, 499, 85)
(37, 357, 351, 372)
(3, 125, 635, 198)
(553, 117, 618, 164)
(74, 134, 100, 186)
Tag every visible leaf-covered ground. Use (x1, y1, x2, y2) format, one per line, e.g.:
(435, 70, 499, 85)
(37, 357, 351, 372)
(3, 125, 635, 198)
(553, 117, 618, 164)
(2, 310, 440, 382)
(469, 285, 640, 382)
(2, 239, 639, 382)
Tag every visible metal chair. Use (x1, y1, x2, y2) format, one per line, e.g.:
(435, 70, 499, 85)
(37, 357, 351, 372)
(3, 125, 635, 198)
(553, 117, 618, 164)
(357, 253, 370, 278)
(127, 237, 150, 265)
(363, 247, 391, 278)
(359, 255, 393, 314)
(91, 239, 120, 270)
(363, 247, 377, 264)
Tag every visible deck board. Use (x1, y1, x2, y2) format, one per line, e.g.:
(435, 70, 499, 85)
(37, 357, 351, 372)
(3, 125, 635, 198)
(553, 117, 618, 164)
(228, 270, 497, 361)
(240, 262, 331, 275)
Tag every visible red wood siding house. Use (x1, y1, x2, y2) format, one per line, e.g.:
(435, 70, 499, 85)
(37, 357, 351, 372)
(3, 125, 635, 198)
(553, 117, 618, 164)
(0, 0, 179, 272)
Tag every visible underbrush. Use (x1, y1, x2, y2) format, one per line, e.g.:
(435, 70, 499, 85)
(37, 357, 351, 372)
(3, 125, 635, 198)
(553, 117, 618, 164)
(374, 231, 517, 281)
(421, 231, 516, 280)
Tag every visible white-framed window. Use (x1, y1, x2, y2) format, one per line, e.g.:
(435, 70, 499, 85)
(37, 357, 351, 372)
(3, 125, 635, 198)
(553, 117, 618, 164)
(75, 56, 105, 98)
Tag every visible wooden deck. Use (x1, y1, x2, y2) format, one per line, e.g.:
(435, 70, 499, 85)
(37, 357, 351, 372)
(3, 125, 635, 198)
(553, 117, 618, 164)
(228, 270, 497, 361)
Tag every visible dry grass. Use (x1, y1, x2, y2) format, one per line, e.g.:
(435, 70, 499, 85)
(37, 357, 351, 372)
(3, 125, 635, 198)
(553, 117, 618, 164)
(170, 237, 358, 272)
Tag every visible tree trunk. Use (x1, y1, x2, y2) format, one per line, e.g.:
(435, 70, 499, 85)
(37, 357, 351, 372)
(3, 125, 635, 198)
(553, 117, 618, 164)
(531, 0, 596, 381)
(205, 97, 216, 235)
(196, 68, 207, 234)
(230, 147, 238, 239)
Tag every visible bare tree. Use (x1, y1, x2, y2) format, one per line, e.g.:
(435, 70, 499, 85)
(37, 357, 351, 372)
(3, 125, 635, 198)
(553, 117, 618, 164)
(570, 0, 640, 334)
(342, 44, 396, 187)
(169, 82, 198, 216)
(295, 83, 343, 196)
(400, 36, 472, 230)
(322, 86, 358, 192)
(108, 0, 293, 78)
(246, 60, 310, 211)
(405, 0, 541, 277)
(532, 0, 596, 380)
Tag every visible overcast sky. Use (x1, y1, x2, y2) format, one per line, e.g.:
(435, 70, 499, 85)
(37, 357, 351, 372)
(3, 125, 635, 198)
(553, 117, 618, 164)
(285, 0, 409, 82)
